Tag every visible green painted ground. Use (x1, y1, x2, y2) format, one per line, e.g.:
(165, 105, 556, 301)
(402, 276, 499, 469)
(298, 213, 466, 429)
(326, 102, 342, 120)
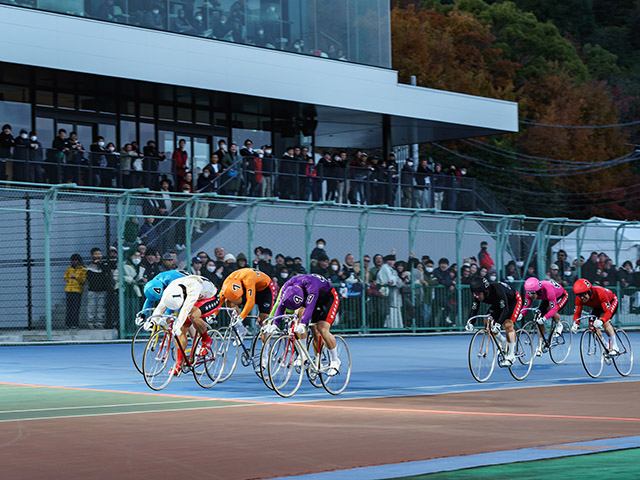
(0, 384, 249, 421)
(392, 448, 640, 480)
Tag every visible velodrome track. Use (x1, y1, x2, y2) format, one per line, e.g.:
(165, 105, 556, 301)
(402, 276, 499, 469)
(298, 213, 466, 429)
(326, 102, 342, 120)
(1, 334, 639, 479)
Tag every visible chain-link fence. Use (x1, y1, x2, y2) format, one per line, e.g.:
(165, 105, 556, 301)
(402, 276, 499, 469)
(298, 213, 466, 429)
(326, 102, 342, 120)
(1, 182, 639, 342)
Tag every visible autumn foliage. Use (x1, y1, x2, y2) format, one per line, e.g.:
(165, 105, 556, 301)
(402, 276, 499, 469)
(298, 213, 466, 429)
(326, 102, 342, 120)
(391, 1, 638, 219)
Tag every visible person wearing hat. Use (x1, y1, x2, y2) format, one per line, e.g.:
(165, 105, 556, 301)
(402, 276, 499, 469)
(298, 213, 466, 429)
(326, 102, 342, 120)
(161, 252, 177, 271)
(63, 253, 87, 329)
(190, 256, 203, 275)
(236, 253, 247, 269)
(376, 250, 404, 328)
(548, 263, 564, 285)
(223, 253, 237, 277)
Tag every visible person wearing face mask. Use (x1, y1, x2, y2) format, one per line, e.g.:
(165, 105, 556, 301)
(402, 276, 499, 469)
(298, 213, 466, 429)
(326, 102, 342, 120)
(193, 11, 208, 36)
(310, 238, 328, 262)
(12, 128, 30, 182)
(0, 123, 14, 181)
(260, 145, 275, 197)
(328, 259, 346, 284)
(401, 158, 415, 208)
(27, 131, 44, 183)
(277, 267, 290, 287)
(171, 8, 196, 35)
(90, 136, 110, 187)
(124, 251, 144, 331)
(255, 24, 272, 47)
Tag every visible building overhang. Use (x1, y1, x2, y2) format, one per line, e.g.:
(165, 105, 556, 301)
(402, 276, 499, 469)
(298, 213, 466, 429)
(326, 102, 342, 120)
(0, 5, 518, 147)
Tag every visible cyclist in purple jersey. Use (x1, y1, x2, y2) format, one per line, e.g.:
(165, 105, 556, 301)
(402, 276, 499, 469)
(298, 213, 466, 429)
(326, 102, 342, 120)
(269, 274, 341, 372)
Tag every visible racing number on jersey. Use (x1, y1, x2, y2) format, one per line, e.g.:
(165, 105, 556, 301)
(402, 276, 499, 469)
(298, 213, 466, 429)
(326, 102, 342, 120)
(500, 282, 512, 292)
(550, 279, 561, 289)
(252, 269, 262, 276)
(605, 301, 611, 310)
(307, 294, 315, 304)
(311, 274, 327, 283)
(232, 283, 242, 291)
(248, 289, 253, 297)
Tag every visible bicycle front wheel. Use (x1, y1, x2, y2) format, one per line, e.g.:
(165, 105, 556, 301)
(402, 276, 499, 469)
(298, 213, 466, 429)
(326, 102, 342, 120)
(142, 330, 175, 391)
(192, 329, 225, 388)
(580, 329, 604, 378)
(468, 330, 496, 382)
(216, 326, 240, 383)
(549, 320, 572, 365)
(613, 328, 633, 377)
(131, 323, 154, 374)
(510, 329, 533, 381)
(320, 335, 352, 395)
(522, 321, 540, 356)
(268, 335, 304, 398)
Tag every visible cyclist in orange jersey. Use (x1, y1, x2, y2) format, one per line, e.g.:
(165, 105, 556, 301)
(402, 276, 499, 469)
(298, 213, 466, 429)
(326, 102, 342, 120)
(219, 268, 276, 329)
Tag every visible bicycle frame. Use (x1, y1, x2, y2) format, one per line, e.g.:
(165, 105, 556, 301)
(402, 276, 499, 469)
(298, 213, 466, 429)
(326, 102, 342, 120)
(215, 307, 259, 362)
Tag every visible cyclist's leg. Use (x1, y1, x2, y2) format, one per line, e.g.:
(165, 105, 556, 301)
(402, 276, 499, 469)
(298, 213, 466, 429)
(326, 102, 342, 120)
(602, 317, 619, 351)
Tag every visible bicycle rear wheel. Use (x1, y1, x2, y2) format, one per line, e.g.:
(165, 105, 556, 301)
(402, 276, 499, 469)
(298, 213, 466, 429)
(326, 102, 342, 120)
(320, 335, 352, 395)
(260, 334, 278, 390)
(306, 334, 323, 388)
(580, 329, 604, 378)
(613, 328, 633, 377)
(216, 326, 240, 383)
(249, 333, 267, 380)
(268, 335, 304, 398)
(468, 329, 496, 382)
(142, 330, 175, 391)
(131, 323, 154, 374)
(522, 321, 540, 357)
(510, 329, 533, 381)
(192, 329, 225, 388)
(549, 320, 572, 365)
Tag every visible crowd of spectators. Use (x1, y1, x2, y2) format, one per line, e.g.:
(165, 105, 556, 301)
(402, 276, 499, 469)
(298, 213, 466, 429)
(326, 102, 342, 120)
(1, 124, 477, 211)
(4, 0, 351, 62)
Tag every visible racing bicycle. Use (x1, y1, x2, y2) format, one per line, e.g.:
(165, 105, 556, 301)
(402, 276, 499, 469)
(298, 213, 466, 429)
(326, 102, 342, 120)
(576, 315, 633, 378)
(520, 307, 572, 364)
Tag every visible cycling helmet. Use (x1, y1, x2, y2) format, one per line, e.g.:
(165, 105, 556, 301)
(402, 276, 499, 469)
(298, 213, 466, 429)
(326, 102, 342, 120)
(221, 281, 243, 303)
(283, 285, 305, 309)
(573, 278, 592, 295)
(163, 282, 187, 311)
(524, 277, 542, 293)
(144, 279, 164, 302)
(470, 276, 490, 294)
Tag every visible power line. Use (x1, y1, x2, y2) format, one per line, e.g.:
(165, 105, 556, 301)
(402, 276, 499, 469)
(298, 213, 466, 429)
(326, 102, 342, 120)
(520, 120, 640, 129)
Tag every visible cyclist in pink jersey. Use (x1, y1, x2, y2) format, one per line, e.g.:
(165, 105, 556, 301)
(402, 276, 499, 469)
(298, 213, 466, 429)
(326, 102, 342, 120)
(523, 277, 568, 356)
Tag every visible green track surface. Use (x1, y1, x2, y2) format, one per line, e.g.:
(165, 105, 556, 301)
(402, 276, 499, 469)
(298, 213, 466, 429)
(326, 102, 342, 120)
(392, 448, 640, 480)
(0, 385, 249, 422)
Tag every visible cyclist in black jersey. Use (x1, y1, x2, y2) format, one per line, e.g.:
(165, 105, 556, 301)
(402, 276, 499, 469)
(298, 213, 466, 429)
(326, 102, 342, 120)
(466, 277, 523, 366)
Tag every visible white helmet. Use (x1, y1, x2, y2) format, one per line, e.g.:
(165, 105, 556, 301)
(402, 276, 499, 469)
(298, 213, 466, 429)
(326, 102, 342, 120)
(163, 282, 186, 311)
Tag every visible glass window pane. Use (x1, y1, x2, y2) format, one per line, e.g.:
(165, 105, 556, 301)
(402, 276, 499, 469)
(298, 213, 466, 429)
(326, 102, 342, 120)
(36, 117, 55, 149)
(158, 130, 174, 158)
(99, 124, 117, 146)
(120, 120, 137, 145)
(120, 100, 136, 116)
(177, 107, 192, 123)
(195, 109, 210, 125)
(0, 100, 32, 135)
(192, 137, 210, 176)
(76, 125, 93, 147)
(140, 103, 154, 119)
(139, 122, 156, 146)
(78, 95, 97, 112)
(36, 90, 54, 107)
(58, 93, 75, 110)
(159, 105, 174, 121)
(0, 85, 30, 102)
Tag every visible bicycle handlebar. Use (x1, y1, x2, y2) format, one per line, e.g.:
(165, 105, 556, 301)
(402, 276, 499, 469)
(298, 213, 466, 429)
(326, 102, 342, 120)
(134, 308, 156, 326)
(142, 314, 174, 330)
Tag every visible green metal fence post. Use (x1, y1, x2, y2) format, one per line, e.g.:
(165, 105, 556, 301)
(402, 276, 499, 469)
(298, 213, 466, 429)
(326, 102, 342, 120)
(184, 192, 210, 263)
(43, 183, 75, 340)
(614, 221, 637, 325)
(116, 188, 149, 339)
(247, 198, 272, 268)
(495, 215, 526, 282)
(304, 201, 334, 271)
(575, 219, 600, 278)
(358, 207, 372, 333)
(408, 208, 434, 332)
(455, 211, 483, 329)
(534, 218, 569, 279)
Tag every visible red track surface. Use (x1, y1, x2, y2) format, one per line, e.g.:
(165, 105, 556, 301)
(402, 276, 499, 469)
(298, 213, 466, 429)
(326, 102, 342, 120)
(2, 382, 639, 480)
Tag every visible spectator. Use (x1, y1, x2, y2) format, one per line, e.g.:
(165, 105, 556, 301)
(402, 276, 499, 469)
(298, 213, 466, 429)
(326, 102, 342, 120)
(433, 257, 452, 285)
(123, 251, 143, 331)
(478, 241, 495, 272)
(376, 253, 403, 328)
(447, 165, 460, 210)
(601, 259, 618, 287)
(221, 143, 242, 195)
(348, 152, 368, 204)
(160, 252, 177, 271)
(0, 123, 14, 180)
(273, 254, 286, 274)
(67, 131, 86, 183)
(140, 248, 161, 282)
(11, 128, 29, 182)
(86, 247, 110, 329)
(318, 151, 337, 201)
(236, 253, 248, 269)
(213, 139, 228, 163)
(293, 256, 306, 274)
(432, 163, 446, 210)
(104, 246, 120, 329)
(96, 0, 125, 22)
(179, 171, 194, 193)
(328, 258, 346, 283)
(367, 155, 385, 205)
(143, 140, 164, 189)
(342, 254, 360, 284)
(401, 158, 415, 208)
(51, 128, 70, 183)
(619, 260, 633, 288)
(278, 146, 296, 199)
(310, 238, 327, 261)
(223, 253, 238, 277)
(277, 267, 291, 287)
(190, 256, 203, 275)
(396, 260, 414, 324)
(172, 139, 188, 188)
(582, 251, 599, 283)
(63, 253, 87, 329)
(304, 155, 321, 201)
(214, 246, 226, 266)
(548, 263, 564, 284)
(203, 154, 222, 189)
(172, 8, 196, 34)
(139, 216, 159, 250)
(414, 158, 431, 208)
(503, 261, 519, 283)
(27, 131, 44, 183)
(119, 143, 138, 188)
(261, 145, 275, 197)
(460, 265, 472, 285)
(90, 136, 110, 187)
(311, 253, 330, 278)
(193, 10, 208, 35)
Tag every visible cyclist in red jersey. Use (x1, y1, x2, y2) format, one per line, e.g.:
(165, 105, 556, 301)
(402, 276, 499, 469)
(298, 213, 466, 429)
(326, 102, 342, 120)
(571, 278, 619, 354)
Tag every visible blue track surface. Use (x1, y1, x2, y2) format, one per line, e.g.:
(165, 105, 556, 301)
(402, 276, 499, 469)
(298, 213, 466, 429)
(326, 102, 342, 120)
(1, 333, 638, 402)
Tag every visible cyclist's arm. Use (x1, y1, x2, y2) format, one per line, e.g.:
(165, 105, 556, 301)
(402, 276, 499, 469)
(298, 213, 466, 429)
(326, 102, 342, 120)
(523, 293, 531, 309)
(176, 288, 200, 329)
(600, 295, 618, 322)
(467, 299, 480, 324)
(238, 279, 256, 319)
(300, 286, 321, 325)
(142, 297, 155, 311)
(495, 288, 510, 324)
(573, 299, 583, 323)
